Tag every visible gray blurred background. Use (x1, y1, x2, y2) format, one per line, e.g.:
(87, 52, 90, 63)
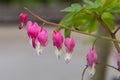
(0, 0, 120, 80)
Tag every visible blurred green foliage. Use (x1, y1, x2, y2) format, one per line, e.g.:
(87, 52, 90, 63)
(59, 0, 120, 37)
(0, 0, 82, 4)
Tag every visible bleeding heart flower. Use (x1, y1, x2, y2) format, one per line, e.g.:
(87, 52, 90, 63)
(52, 30, 64, 59)
(64, 37, 75, 63)
(86, 48, 98, 77)
(19, 13, 28, 29)
(36, 28, 48, 55)
(26, 21, 40, 48)
(117, 54, 120, 68)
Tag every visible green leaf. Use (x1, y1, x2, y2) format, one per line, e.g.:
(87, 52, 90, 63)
(56, 13, 75, 31)
(101, 12, 115, 30)
(101, 0, 118, 10)
(61, 3, 82, 12)
(88, 19, 98, 33)
(84, 0, 101, 9)
(106, 7, 120, 13)
(79, 18, 98, 33)
(60, 13, 74, 26)
(64, 29, 71, 38)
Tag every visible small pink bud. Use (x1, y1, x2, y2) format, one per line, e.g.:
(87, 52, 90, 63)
(117, 54, 120, 68)
(19, 13, 28, 29)
(26, 21, 40, 48)
(52, 30, 64, 59)
(86, 48, 98, 67)
(64, 37, 75, 63)
(19, 13, 28, 22)
(64, 37, 75, 53)
(52, 30, 64, 49)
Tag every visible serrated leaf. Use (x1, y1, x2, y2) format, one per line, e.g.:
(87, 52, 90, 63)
(64, 29, 71, 38)
(101, 12, 115, 30)
(61, 3, 82, 12)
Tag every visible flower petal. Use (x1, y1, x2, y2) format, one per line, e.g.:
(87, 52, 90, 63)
(88, 64, 95, 78)
(55, 49, 61, 60)
(36, 45, 43, 56)
(64, 53, 72, 64)
(36, 41, 43, 56)
(29, 38, 32, 47)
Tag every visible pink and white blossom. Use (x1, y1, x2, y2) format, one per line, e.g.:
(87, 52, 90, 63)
(86, 48, 98, 77)
(36, 28, 48, 55)
(26, 21, 40, 48)
(64, 37, 75, 63)
(52, 30, 64, 59)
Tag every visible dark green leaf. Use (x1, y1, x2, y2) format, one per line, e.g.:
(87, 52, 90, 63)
(64, 29, 71, 38)
(79, 18, 98, 33)
(61, 3, 82, 12)
(101, 12, 115, 30)
(88, 19, 98, 33)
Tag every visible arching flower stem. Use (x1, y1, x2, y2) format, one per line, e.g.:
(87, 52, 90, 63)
(24, 7, 120, 44)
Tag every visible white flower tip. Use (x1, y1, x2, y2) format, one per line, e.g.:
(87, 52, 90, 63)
(88, 65, 95, 78)
(64, 53, 72, 64)
(29, 38, 32, 47)
(55, 49, 61, 60)
(36, 46, 43, 56)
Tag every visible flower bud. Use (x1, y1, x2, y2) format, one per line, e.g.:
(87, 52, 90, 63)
(86, 48, 98, 66)
(52, 30, 64, 49)
(52, 30, 64, 59)
(64, 37, 75, 53)
(86, 48, 98, 77)
(64, 37, 75, 63)
(19, 13, 28, 29)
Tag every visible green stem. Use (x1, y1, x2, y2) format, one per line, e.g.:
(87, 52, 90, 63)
(97, 16, 120, 53)
(113, 26, 120, 35)
(24, 7, 120, 44)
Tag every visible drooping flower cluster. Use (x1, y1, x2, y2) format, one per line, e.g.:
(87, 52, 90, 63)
(19, 13, 75, 63)
(86, 48, 98, 77)
(26, 20, 48, 55)
(52, 30, 75, 63)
